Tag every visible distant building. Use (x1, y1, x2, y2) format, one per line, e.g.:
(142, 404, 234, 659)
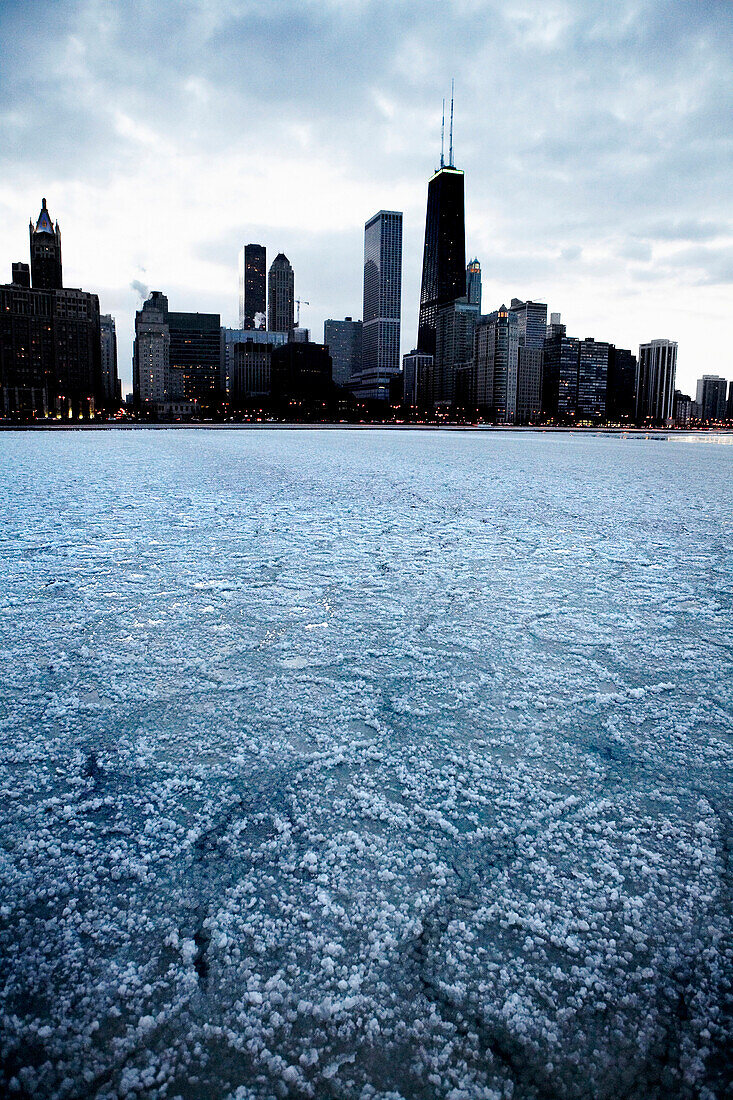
(547, 312, 566, 339)
(1, 199, 102, 418)
(474, 306, 518, 422)
(542, 332, 580, 421)
(268, 253, 294, 334)
(636, 340, 677, 424)
(673, 390, 693, 426)
(238, 244, 266, 330)
(577, 338, 611, 423)
(270, 339, 332, 411)
(511, 299, 547, 424)
(354, 209, 402, 401)
(418, 165, 465, 357)
(100, 315, 120, 407)
(403, 349, 433, 407)
(432, 296, 478, 406)
(466, 259, 481, 312)
(606, 348, 637, 423)
(133, 293, 172, 405)
(222, 327, 287, 401)
(168, 310, 223, 409)
(695, 375, 728, 422)
(728, 380, 733, 421)
(324, 317, 362, 387)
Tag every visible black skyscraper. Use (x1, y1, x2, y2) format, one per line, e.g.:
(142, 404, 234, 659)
(240, 244, 266, 329)
(29, 198, 63, 290)
(417, 99, 466, 356)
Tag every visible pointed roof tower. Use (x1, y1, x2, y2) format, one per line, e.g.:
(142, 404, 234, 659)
(29, 197, 63, 289)
(34, 198, 55, 235)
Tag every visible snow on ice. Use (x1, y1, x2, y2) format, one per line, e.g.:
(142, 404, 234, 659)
(0, 428, 732, 1099)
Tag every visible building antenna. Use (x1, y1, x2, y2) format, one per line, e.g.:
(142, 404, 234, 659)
(449, 78, 454, 167)
(440, 98, 445, 168)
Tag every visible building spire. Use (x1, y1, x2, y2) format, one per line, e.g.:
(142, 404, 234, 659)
(440, 98, 445, 169)
(449, 78, 454, 167)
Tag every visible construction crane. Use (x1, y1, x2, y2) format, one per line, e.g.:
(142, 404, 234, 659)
(295, 298, 309, 326)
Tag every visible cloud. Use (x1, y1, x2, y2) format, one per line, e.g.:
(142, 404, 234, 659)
(130, 279, 149, 300)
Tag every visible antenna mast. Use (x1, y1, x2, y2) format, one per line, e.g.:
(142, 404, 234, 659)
(449, 78, 454, 167)
(440, 98, 445, 168)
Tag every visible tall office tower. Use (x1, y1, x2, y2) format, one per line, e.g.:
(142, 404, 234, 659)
(268, 253, 295, 333)
(466, 259, 481, 312)
(99, 315, 120, 407)
(222, 327, 287, 396)
(673, 390, 693, 426)
(417, 97, 466, 356)
(270, 339, 333, 410)
(474, 306, 519, 422)
(636, 339, 677, 424)
(695, 375, 728, 422)
(356, 209, 403, 400)
(133, 293, 171, 404)
(238, 244, 266, 329)
(324, 317, 363, 386)
(29, 198, 63, 290)
(168, 310, 224, 409)
(606, 347, 636, 423)
(547, 312, 566, 339)
(728, 380, 733, 420)
(510, 299, 547, 424)
(402, 350, 433, 407)
(1, 201, 101, 419)
(432, 296, 479, 406)
(542, 332, 580, 421)
(577, 338, 611, 423)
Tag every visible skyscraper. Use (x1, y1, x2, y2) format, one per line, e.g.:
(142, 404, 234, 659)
(511, 299, 547, 425)
(606, 348, 636, 423)
(695, 375, 728, 422)
(168, 311, 224, 408)
(100, 315, 120, 407)
(466, 259, 481, 312)
(542, 332, 580, 421)
(324, 317, 363, 386)
(474, 306, 519, 422)
(238, 244, 266, 329)
(133, 293, 171, 405)
(417, 119, 466, 356)
(355, 210, 403, 401)
(577, 337, 611, 423)
(636, 340, 677, 424)
(29, 198, 62, 290)
(402, 350, 433, 407)
(432, 296, 478, 406)
(268, 253, 295, 334)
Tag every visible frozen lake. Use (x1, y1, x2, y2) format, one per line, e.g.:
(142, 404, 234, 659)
(1, 428, 732, 1100)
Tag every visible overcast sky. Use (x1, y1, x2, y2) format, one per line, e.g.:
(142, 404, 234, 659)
(1, 0, 732, 396)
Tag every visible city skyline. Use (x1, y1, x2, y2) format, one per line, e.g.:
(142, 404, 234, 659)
(0, 1, 732, 397)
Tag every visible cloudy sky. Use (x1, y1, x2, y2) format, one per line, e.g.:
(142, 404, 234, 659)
(1, 0, 731, 396)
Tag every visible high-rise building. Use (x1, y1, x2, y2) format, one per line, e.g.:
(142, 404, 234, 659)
(542, 332, 580, 421)
(547, 312, 566, 339)
(402, 350, 433, 407)
(727, 380, 733, 421)
(1, 200, 102, 419)
(222, 327, 287, 397)
(270, 339, 333, 410)
(695, 375, 728, 422)
(673, 390, 693, 426)
(474, 306, 519, 422)
(577, 338, 611, 423)
(238, 244, 266, 329)
(133, 293, 172, 405)
(324, 317, 363, 386)
(431, 296, 478, 406)
(636, 340, 677, 424)
(606, 348, 636, 423)
(268, 253, 294, 334)
(29, 198, 63, 290)
(100, 315, 120, 407)
(510, 300, 547, 424)
(168, 311, 224, 409)
(355, 210, 403, 401)
(417, 149, 466, 357)
(466, 259, 481, 312)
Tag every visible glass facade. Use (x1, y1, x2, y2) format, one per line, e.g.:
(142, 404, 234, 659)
(268, 254, 295, 334)
(636, 340, 677, 424)
(238, 244, 266, 330)
(324, 318, 363, 387)
(577, 338, 610, 423)
(356, 211, 402, 401)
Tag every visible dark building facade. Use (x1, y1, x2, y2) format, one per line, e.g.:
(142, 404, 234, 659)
(270, 340, 332, 412)
(542, 333, 580, 421)
(636, 340, 677, 424)
(417, 166, 466, 356)
(1, 200, 102, 418)
(239, 244, 266, 329)
(324, 317, 362, 387)
(606, 347, 637, 423)
(167, 312, 223, 409)
(432, 296, 478, 407)
(577, 338, 611, 423)
(268, 253, 295, 334)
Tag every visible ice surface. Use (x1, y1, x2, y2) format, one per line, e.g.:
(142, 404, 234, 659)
(0, 427, 731, 1100)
